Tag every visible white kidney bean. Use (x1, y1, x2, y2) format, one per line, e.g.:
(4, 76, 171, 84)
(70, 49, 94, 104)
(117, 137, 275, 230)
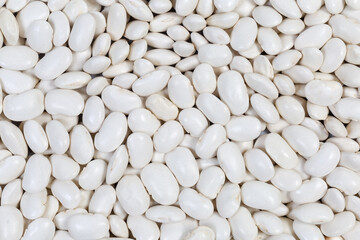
(218, 70, 249, 115)
(290, 178, 327, 204)
(295, 24, 332, 50)
(165, 147, 199, 187)
(0, 156, 26, 185)
(198, 44, 232, 67)
(196, 124, 226, 159)
(88, 185, 116, 216)
(132, 69, 169, 96)
(0, 1, 358, 239)
(290, 203, 334, 224)
(116, 175, 150, 216)
(282, 125, 320, 157)
(271, 167, 302, 191)
(168, 74, 195, 109)
(231, 17, 257, 52)
(265, 133, 299, 169)
(216, 183, 241, 218)
(321, 211, 356, 237)
(293, 220, 324, 240)
(20, 189, 47, 220)
(323, 188, 346, 213)
(146, 205, 185, 223)
(127, 132, 153, 169)
(67, 213, 109, 239)
(329, 14, 360, 44)
(128, 108, 160, 136)
(50, 154, 79, 181)
(199, 213, 230, 240)
(51, 180, 81, 210)
(1, 179, 22, 207)
(178, 188, 214, 220)
(22, 154, 51, 193)
(0, 69, 37, 95)
(160, 218, 198, 240)
(0, 206, 24, 240)
(229, 207, 258, 240)
(146, 94, 178, 121)
(78, 159, 106, 190)
(48, 11, 70, 47)
(69, 125, 94, 165)
(153, 120, 184, 153)
(34, 46, 72, 80)
(0, 46, 38, 71)
(141, 163, 179, 205)
(254, 211, 283, 235)
(244, 148, 275, 182)
(217, 142, 246, 184)
(251, 94, 280, 124)
(127, 215, 159, 240)
(242, 181, 281, 210)
(326, 167, 360, 195)
(196, 166, 225, 199)
(45, 120, 69, 154)
(0, 8, 19, 45)
(27, 19, 53, 54)
(22, 217, 55, 240)
(178, 108, 208, 137)
(94, 112, 127, 152)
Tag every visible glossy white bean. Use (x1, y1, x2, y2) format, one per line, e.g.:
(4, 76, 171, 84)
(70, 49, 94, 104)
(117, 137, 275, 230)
(50, 154, 80, 181)
(231, 17, 257, 52)
(216, 183, 241, 218)
(217, 142, 246, 184)
(141, 163, 179, 205)
(0, 206, 24, 240)
(153, 120, 184, 153)
(22, 154, 51, 193)
(94, 112, 127, 152)
(165, 147, 199, 187)
(127, 215, 160, 240)
(67, 213, 109, 239)
(178, 188, 214, 220)
(196, 124, 226, 159)
(0, 121, 27, 157)
(51, 180, 81, 209)
(78, 159, 107, 190)
(290, 203, 334, 224)
(282, 125, 320, 157)
(116, 175, 150, 216)
(70, 125, 94, 165)
(22, 218, 55, 240)
(46, 120, 69, 154)
(229, 207, 258, 240)
(0, 46, 38, 71)
(146, 205, 185, 223)
(34, 46, 72, 80)
(326, 167, 360, 195)
(0, 156, 26, 185)
(242, 181, 281, 210)
(218, 70, 249, 115)
(105, 145, 128, 185)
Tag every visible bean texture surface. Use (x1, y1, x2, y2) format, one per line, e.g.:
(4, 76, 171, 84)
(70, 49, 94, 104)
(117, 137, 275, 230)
(0, 0, 359, 239)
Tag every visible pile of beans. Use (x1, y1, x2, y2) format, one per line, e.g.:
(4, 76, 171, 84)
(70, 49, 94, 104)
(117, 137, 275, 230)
(1, 0, 360, 239)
